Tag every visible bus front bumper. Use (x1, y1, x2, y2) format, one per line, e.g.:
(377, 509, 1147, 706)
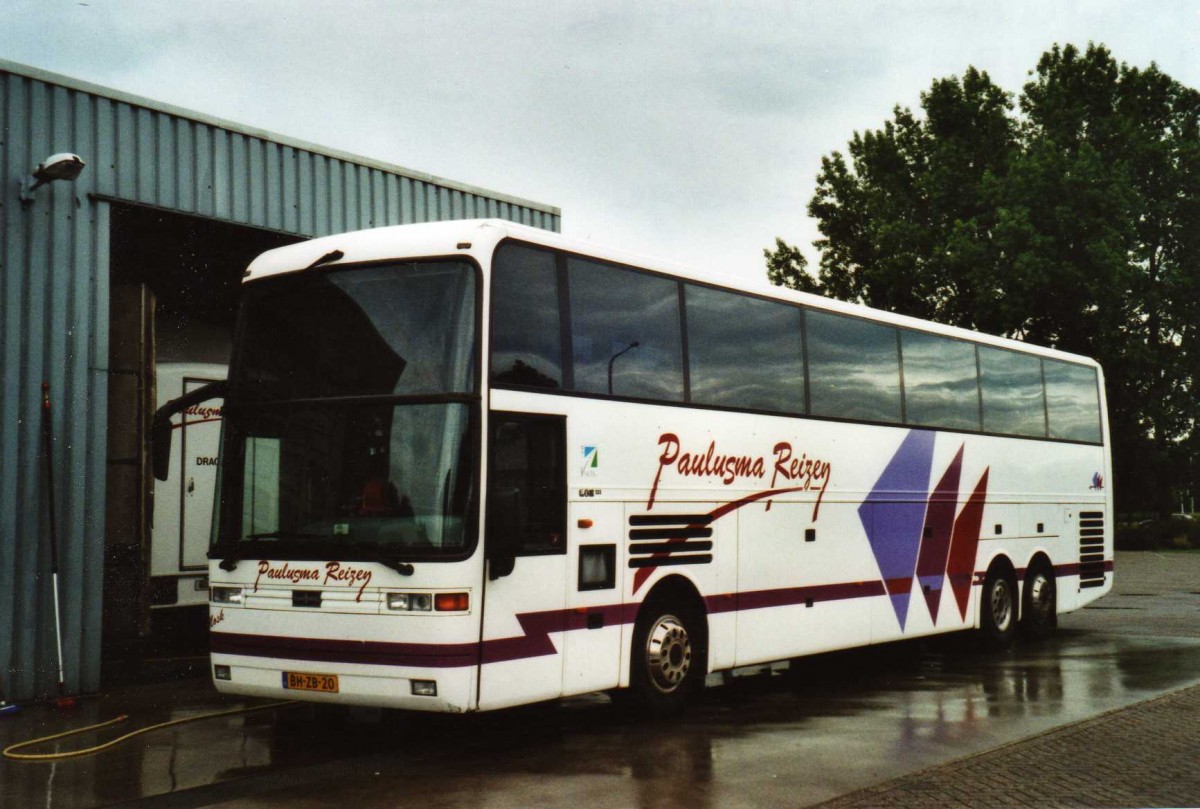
(210, 651, 476, 712)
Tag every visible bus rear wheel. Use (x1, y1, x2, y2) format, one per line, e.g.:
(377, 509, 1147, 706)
(980, 566, 1018, 648)
(628, 603, 702, 717)
(1020, 564, 1057, 639)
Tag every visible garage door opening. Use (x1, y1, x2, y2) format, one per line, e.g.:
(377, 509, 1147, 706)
(103, 203, 303, 680)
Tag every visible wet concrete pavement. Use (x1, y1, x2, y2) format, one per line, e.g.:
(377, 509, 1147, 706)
(2, 551, 1198, 808)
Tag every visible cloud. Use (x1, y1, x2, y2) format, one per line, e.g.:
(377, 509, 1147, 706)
(2, 0, 1197, 283)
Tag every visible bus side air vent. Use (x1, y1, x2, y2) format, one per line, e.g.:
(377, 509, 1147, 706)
(627, 514, 715, 570)
(1078, 511, 1106, 588)
(293, 590, 322, 608)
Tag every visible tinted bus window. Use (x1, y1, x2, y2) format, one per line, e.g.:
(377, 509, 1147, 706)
(568, 259, 685, 401)
(901, 331, 981, 431)
(490, 244, 562, 389)
(979, 347, 1046, 437)
(489, 413, 566, 554)
(807, 310, 902, 424)
(239, 261, 477, 400)
(685, 285, 805, 413)
(1045, 360, 1102, 442)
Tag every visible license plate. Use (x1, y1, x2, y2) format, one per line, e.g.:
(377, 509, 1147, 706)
(282, 671, 339, 693)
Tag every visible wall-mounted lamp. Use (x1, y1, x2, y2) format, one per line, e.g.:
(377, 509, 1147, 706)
(20, 153, 86, 205)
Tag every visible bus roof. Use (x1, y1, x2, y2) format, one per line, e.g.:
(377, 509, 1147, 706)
(243, 219, 1099, 368)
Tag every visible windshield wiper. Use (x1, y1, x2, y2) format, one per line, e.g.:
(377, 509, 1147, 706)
(213, 535, 415, 576)
(381, 559, 415, 577)
(358, 545, 415, 576)
(215, 532, 327, 570)
(305, 249, 344, 270)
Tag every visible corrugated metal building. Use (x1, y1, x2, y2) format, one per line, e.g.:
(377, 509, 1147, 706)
(0, 59, 560, 703)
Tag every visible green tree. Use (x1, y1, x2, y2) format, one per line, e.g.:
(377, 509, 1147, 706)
(773, 44, 1200, 513)
(1008, 45, 1200, 512)
(764, 237, 819, 292)
(782, 66, 1016, 330)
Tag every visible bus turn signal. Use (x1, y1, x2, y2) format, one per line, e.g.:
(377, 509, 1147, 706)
(435, 592, 470, 611)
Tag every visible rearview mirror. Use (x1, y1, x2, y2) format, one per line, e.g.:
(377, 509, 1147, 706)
(151, 414, 173, 482)
(486, 487, 525, 580)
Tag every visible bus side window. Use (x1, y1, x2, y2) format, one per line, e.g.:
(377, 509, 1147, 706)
(807, 309, 902, 424)
(488, 413, 567, 555)
(900, 330, 981, 431)
(979, 346, 1047, 438)
(567, 258, 685, 401)
(490, 244, 563, 389)
(685, 283, 805, 414)
(1044, 359, 1102, 443)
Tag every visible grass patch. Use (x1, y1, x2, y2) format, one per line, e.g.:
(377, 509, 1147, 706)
(1116, 517, 1200, 551)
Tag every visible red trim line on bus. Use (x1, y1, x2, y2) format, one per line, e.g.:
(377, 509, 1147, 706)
(209, 559, 1110, 669)
(173, 418, 222, 430)
(209, 632, 480, 668)
(1047, 560, 1113, 578)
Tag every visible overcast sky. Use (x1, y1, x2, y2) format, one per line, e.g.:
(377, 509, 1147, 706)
(2, 1, 1197, 283)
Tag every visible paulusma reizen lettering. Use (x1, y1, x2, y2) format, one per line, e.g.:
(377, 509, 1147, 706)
(648, 432, 831, 518)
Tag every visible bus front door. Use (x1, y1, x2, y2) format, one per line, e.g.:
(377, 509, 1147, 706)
(478, 412, 568, 711)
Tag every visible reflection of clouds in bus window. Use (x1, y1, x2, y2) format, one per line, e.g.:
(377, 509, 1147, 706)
(686, 284, 804, 413)
(1045, 360, 1101, 442)
(568, 259, 684, 401)
(388, 403, 471, 547)
(807, 310, 901, 424)
(901, 331, 980, 431)
(490, 244, 562, 388)
(336, 264, 476, 394)
(240, 262, 476, 401)
(979, 347, 1046, 437)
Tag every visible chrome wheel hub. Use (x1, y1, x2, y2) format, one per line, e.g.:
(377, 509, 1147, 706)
(645, 614, 691, 694)
(1028, 572, 1053, 623)
(991, 578, 1013, 632)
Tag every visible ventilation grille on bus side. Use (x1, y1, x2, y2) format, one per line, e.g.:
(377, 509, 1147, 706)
(1079, 511, 1106, 588)
(626, 514, 714, 569)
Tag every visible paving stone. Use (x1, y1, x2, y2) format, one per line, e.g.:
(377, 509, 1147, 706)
(813, 682, 1200, 808)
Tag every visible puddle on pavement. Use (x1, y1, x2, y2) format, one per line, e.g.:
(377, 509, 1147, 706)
(4, 632, 1200, 809)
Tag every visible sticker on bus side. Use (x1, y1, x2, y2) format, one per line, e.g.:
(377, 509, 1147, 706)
(581, 445, 599, 477)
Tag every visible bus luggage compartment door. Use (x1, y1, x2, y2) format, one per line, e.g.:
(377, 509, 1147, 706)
(562, 501, 623, 696)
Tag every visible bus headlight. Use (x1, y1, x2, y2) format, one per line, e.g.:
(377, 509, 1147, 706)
(386, 592, 432, 611)
(211, 586, 244, 605)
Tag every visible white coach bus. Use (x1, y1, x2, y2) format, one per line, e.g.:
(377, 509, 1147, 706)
(153, 219, 1112, 715)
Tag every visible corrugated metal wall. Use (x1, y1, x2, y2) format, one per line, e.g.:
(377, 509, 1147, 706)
(0, 61, 560, 702)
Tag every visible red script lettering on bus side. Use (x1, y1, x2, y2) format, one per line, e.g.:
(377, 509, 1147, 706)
(648, 433, 830, 518)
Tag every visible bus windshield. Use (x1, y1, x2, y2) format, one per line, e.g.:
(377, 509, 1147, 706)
(214, 260, 479, 561)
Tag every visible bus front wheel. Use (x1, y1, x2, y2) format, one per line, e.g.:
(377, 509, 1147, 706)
(627, 603, 702, 717)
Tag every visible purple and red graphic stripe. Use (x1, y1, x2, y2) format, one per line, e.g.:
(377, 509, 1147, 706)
(859, 430, 990, 629)
(208, 560, 1111, 670)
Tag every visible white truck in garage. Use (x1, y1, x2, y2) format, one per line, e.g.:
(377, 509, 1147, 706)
(150, 362, 227, 609)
